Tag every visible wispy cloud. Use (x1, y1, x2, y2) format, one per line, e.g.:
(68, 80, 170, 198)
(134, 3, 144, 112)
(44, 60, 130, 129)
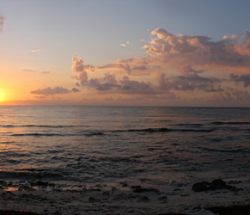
(120, 41, 130, 48)
(22, 69, 50, 74)
(98, 58, 148, 73)
(0, 16, 5, 31)
(31, 86, 79, 96)
(30, 49, 41, 53)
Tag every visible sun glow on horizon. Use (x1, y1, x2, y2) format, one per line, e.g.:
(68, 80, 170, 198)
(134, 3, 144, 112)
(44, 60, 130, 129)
(0, 90, 6, 103)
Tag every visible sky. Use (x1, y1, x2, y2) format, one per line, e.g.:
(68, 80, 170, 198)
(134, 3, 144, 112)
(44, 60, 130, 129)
(1, 0, 250, 106)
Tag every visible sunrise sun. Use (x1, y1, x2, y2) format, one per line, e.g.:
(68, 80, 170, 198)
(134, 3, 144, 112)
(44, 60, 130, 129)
(0, 90, 6, 102)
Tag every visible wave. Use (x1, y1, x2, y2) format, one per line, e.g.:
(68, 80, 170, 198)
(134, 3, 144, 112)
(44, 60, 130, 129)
(197, 146, 250, 154)
(0, 141, 16, 144)
(0, 124, 78, 128)
(124, 127, 216, 133)
(12, 133, 65, 137)
(0, 171, 63, 180)
(176, 121, 250, 127)
(176, 123, 203, 127)
(10, 124, 250, 137)
(84, 132, 105, 136)
(11, 131, 105, 137)
(211, 121, 250, 125)
(126, 128, 170, 133)
(10, 127, 218, 137)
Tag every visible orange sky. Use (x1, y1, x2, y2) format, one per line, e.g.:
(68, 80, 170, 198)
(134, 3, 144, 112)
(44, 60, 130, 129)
(1, 1, 250, 106)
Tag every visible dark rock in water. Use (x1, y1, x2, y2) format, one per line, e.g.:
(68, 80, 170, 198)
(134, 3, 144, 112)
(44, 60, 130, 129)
(131, 185, 141, 189)
(120, 181, 128, 187)
(0, 180, 7, 186)
(33, 181, 49, 187)
(127, 193, 137, 199)
(18, 181, 32, 191)
(192, 181, 211, 192)
(207, 204, 250, 215)
(111, 187, 117, 194)
(137, 196, 150, 202)
(0, 210, 40, 215)
(102, 191, 110, 197)
(88, 196, 97, 203)
(131, 185, 159, 193)
(158, 195, 168, 203)
(192, 179, 240, 192)
(228, 180, 242, 185)
(211, 179, 226, 189)
(114, 192, 127, 200)
(157, 213, 187, 215)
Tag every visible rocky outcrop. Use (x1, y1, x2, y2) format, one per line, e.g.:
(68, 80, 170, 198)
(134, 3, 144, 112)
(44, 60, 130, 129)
(192, 179, 240, 192)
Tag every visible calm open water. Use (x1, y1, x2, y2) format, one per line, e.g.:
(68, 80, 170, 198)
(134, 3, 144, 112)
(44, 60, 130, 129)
(0, 106, 250, 190)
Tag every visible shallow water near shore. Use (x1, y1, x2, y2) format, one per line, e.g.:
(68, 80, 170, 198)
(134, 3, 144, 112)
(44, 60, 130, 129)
(0, 106, 250, 214)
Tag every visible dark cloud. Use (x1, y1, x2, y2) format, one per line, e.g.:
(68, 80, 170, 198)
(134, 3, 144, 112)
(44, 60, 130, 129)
(119, 76, 155, 94)
(72, 59, 154, 94)
(159, 67, 222, 92)
(31, 86, 77, 96)
(72, 87, 80, 93)
(231, 74, 250, 87)
(73, 66, 154, 94)
(87, 73, 118, 91)
(72, 57, 94, 85)
(219, 88, 250, 101)
(72, 57, 223, 95)
(42, 71, 50, 74)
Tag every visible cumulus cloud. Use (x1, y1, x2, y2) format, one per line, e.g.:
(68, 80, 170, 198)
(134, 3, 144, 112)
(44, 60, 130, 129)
(71, 28, 250, 104)
(31, 86, 79, 96)
(119, 76, 155, 94)
(231, 74, 250, 87)
(218, 88, 250, 102)
(144, 28, 250, 68)
(73, 58, 224, 97)
(72, 59, 154, 94)
(82, 29, 250, 77)
(87, 73, 118, 91)
(222, 34, 239, 42)
(0, 16, 4, 31)
(159, 66, 222, 92)
(72, 57, 95, 85)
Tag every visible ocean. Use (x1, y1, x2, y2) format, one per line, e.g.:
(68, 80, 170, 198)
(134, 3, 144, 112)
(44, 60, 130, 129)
(0, 106, 250, 214)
